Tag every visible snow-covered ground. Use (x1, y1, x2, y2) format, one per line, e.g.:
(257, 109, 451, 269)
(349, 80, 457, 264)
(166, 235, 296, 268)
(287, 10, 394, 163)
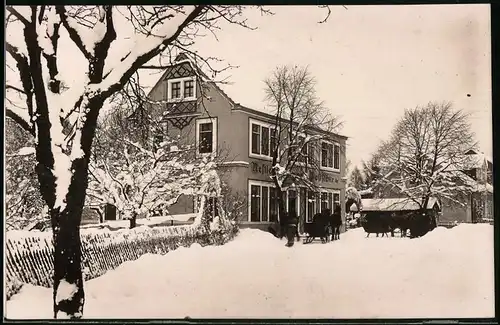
(6, 224, 494, 319)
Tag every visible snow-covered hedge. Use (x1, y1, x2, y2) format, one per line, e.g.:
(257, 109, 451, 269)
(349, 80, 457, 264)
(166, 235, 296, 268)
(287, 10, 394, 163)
(5, 222, 238, 300)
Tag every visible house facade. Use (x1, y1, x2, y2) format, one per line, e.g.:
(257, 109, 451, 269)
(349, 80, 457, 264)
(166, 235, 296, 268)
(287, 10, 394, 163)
(141, 54, 348, 233)
(439, 150, 494, 224)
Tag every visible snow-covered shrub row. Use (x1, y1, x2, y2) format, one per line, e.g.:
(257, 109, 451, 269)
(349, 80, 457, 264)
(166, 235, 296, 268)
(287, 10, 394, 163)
(5, 222, 238, 300)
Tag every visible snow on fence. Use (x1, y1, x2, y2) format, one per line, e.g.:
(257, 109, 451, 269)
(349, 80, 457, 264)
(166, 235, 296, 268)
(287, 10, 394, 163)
(5, 221, 238, 300)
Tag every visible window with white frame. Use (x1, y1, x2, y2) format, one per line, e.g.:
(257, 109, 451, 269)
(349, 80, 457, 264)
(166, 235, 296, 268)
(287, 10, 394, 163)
(333, 192, 340, 212)
(302, 189, 341, 223)
(167, 77, 197, 101)
(319, 190, 341, 213)
(249, 119, 277, 159)
(321, 192, 331, 212)
(184, 79, 194, 98)
(321, 141, 340, 170)
(334, 144, 340, 170)
(306, 190, 319, 223)
(249, 181, 280, 222)
(269, 187, 279, 222)
(196, 118, 217, 155)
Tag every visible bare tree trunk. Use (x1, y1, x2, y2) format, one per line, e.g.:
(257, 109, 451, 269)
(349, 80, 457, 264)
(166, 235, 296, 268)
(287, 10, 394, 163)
(34, 97, 101, 318)
(48, 160, 88, 319)
(130, 211, 137, 229)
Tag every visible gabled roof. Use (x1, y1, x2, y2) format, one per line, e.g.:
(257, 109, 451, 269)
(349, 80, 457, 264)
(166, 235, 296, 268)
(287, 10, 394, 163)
(146, 52, 241, 109)
(146, 53, 348, 140)
(350, 197, 441, 212)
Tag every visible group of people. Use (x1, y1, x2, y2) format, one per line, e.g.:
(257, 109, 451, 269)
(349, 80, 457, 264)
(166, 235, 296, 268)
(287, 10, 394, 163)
(268, 205, 343, 247)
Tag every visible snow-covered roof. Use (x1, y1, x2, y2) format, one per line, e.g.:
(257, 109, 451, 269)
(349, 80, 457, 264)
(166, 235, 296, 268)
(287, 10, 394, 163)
(350, 197, 440, 212)
(358, 188, 373, 196)
(447, 169, 493, 193)
(464, 150, 492, 169)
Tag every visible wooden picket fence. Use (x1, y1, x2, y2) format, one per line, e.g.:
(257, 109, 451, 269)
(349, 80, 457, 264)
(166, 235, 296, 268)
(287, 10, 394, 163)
(5, 223, 238, 300)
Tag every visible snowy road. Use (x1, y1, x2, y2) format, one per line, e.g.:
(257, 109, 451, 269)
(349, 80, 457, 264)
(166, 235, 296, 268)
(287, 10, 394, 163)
(6, 224, 495, 319)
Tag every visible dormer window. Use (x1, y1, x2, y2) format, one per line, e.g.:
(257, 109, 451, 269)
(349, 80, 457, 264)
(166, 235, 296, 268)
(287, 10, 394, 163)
(167, 77, 197, 101)
(171, 81, 181, 99)
(184, 80, 194, 98)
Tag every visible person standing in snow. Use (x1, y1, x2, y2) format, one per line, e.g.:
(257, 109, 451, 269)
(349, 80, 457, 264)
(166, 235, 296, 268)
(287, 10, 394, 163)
(285, 211, 299, 247)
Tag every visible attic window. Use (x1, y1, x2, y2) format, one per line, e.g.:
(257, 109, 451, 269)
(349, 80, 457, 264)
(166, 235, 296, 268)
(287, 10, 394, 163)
(171, 81, 181, 99)
(167, 77, 196, 101)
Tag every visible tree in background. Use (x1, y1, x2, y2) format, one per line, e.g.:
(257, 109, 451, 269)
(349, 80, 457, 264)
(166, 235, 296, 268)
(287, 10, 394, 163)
(348, 165, 365, 190)
(374, 101, 478, 210)
(264, 65, 342, 219)
(5, 120, 45, 230)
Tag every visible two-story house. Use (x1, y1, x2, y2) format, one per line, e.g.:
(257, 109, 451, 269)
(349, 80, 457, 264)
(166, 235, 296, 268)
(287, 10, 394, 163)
(140, 53, 348, 233)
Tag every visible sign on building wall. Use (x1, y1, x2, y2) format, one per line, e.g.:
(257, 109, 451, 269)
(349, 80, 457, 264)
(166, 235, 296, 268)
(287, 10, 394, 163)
(250, 161, 341, 184)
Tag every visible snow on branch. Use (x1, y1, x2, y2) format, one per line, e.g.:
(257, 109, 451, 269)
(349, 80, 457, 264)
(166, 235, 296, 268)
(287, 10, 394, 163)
(88, 131, 218, 221)
(374, 102, 479, 207)
(93, 6, 205, 96)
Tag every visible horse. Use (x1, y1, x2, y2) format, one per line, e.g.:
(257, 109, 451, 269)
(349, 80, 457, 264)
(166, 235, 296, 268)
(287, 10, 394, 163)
(331, 206, 342, 240)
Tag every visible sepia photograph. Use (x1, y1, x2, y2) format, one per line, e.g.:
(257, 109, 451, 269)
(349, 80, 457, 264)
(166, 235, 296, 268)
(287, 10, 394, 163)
(4, 4, 494, 320)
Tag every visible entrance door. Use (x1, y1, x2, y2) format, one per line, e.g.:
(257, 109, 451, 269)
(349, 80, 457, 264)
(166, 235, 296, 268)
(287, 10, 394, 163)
(288, 189, 298, 216)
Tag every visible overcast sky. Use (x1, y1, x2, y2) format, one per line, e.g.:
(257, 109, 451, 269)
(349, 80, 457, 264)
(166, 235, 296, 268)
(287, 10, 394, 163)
(170, 4, 492, 168)
(7, 5, 492, 168)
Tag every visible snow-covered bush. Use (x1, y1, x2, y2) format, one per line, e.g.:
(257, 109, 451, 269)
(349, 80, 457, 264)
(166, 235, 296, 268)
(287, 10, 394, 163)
(88, 127, 218, 228)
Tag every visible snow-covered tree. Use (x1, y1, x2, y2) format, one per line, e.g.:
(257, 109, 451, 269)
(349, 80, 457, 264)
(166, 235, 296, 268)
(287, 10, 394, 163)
(345, 186, 362, 214)
(375, 101, 478, 210)
(5, 120, 46, 230)
(361, 156, 382, 189)
(88, 124, 217, 228)
(4, 5, 271, 318)
(348, 165, 365, 190)
(264, 65, 342, 217)
(218, 181, 247, 224)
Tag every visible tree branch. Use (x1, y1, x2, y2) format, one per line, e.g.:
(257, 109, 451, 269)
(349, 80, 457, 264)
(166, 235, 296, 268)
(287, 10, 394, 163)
(6, 108, 35, 137)
(6, 6, 31, 25)
(100, 5, 207, 98)
(56, 6, 92, 60)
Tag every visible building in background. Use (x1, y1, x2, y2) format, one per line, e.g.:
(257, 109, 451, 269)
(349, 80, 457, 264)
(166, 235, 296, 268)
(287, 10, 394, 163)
(439, 149, 493, 225)
(138, 53, 349, 232)
(363, 149, 493, 226)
